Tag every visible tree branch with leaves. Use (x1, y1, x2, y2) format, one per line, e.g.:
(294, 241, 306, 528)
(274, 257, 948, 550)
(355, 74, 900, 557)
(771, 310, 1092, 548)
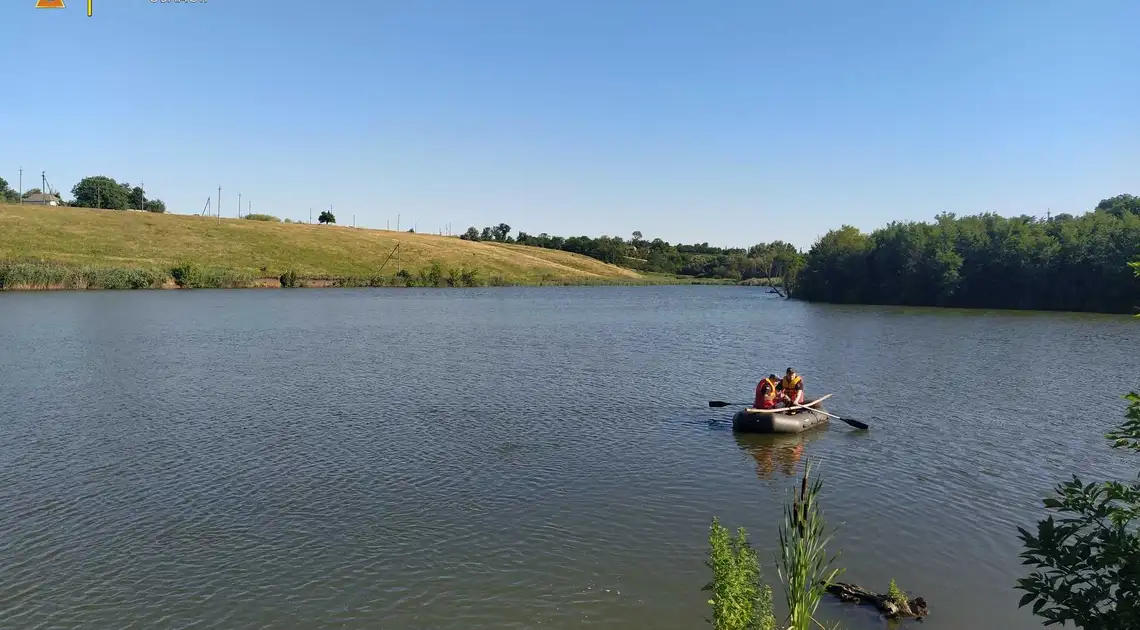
(1015, 261, 1140, 628)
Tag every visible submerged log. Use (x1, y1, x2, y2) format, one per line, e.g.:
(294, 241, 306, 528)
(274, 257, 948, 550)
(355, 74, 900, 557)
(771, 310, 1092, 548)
(824, 581, 929, 621)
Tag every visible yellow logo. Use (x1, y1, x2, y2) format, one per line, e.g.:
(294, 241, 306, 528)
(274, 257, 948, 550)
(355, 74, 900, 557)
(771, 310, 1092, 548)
(35, 0, 66, 7)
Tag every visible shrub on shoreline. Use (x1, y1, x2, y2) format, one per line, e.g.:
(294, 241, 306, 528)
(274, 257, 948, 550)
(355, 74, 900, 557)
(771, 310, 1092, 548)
(0, 260, 168, 290)
(1, 258, 704, 291)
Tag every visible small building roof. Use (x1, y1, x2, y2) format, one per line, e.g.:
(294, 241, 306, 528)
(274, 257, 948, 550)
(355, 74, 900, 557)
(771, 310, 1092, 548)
(23, 192, 60, 202)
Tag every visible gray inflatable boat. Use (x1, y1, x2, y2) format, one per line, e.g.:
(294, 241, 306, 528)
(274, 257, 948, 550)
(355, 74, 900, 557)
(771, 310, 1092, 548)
(731, 394, 832, 434)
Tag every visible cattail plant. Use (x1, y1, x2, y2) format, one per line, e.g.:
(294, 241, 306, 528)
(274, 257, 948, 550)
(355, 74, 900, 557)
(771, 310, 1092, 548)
(777, 460, 844, 630)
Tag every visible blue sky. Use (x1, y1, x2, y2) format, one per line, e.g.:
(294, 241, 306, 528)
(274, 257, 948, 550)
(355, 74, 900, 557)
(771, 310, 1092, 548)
(3, 0, 1137, 249)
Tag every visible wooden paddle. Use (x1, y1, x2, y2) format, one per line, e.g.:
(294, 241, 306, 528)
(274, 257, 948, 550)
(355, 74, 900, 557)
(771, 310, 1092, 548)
(707, 399, 869, 430)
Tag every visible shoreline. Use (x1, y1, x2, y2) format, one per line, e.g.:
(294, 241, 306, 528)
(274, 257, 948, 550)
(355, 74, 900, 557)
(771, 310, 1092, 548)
(0, 265, 738, 292)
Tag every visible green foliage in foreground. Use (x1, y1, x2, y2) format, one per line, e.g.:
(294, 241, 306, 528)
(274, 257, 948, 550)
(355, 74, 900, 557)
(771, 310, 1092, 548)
(706, 462, 842, 630)
(705, 519, 775, 630)
(1016, 391, 1140, 628)
(1016, 262, 1140, 627)
(778, 461, 844, 630)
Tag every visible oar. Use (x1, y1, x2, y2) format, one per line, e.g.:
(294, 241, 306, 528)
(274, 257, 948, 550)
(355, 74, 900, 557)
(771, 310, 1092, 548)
(707, 400, 869, 430)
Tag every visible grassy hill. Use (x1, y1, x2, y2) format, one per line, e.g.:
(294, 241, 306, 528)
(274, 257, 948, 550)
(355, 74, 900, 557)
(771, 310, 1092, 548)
(0, 203, 650, 289)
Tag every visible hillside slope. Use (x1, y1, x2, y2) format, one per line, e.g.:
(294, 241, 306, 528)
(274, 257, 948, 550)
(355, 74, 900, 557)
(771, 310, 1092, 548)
(0, 204, 644, 285)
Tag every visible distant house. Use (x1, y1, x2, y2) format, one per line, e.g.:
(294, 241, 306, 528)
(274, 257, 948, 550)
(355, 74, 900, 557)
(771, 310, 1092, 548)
(23, 192, 61, 206)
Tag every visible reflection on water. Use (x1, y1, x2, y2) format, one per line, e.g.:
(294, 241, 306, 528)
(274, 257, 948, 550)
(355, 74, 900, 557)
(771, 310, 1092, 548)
(0, 286, 1137, 630)
(734, 431, 824, 479)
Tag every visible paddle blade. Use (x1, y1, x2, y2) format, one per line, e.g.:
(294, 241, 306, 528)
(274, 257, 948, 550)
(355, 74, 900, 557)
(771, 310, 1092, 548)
(708, 400, 735, 408)
(840, 417, 869, 430)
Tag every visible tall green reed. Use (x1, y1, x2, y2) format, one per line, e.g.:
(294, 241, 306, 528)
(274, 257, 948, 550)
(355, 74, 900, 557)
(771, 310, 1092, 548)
(777, 460, 844, 630)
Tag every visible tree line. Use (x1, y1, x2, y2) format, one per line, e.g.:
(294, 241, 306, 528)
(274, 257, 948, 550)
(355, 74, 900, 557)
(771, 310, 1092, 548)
(460, 193, 1140, 313)
(0, 175, 167, 213)
(459, 223, 803, 286)
(796, 193, 1140, 313)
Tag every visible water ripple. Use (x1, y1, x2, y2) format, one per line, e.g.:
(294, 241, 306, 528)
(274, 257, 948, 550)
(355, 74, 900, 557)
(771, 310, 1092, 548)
(0, 288, 1136, 630)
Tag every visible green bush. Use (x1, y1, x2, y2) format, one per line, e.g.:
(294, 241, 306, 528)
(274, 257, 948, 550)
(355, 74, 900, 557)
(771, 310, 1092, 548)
(169, 262, 254, 289)
(459, 266, 480, 287)
(0, 260, 169, 290)
(170, 261, 196, 287)
(82, 267, 166, 289)
(0, 260, 67, 288)
(280, 269, 301, 288)
(704, 519, 775, 630)
(244, 213, 281, 222)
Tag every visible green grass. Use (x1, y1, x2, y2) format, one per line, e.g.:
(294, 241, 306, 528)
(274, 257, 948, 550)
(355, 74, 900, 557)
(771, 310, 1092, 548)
(0, 203, 708, 289)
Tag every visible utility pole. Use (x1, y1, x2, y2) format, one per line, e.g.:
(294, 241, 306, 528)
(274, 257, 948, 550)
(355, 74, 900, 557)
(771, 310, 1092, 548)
(309, 208, 312, 224)
(41, 171, 46, 198)
(18, 168, 22, 204)
(218, 186, 222, 218)
(353, 213, 355, 228)
(248, 200, 251, 216)
(397, 213, 400, 231)
(238, 192, 242, 218)
(140, 181, 145, 211)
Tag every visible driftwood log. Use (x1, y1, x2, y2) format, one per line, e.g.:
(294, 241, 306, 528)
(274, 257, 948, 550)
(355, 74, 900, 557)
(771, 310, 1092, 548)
(825, 581, 929, 621)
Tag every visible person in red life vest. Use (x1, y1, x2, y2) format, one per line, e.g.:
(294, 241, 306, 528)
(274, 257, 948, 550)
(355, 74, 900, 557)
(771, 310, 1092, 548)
(778, 367, 805, 408)
(753, 374, 780, 409)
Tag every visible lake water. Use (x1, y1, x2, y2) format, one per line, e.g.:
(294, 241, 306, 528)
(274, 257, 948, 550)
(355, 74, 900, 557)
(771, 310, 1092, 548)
(1, 286, 1136, 630)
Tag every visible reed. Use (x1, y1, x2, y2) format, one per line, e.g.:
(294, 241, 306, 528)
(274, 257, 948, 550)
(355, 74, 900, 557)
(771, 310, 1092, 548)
(705, 461, 844, 630)
(0, 260, 167, 290)
(777, 460, 844, 630)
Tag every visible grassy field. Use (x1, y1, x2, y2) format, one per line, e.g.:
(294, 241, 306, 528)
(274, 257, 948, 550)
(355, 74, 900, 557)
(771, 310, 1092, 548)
(0, 203, 678, 289)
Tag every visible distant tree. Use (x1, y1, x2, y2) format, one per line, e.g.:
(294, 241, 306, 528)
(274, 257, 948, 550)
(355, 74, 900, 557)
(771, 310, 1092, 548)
(128, 186, 145, 210)
(460, 226, 481, 241)
(318, 210, 335, 224)
(491, 223, 512, 241)
(1095, 194, 1140, 218)
(480, 226, 492, 240)
(793, 194, 1140, 313)
(633, 230, 643, 240)
(144, 199, 166, 213)
(72, 176, 131, 210)
(0, 177, 17, 203)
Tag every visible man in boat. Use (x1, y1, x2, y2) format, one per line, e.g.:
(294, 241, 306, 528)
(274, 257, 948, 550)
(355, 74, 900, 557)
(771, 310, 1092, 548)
(777, 367, 805, 410)
(753, 373, 780, 409)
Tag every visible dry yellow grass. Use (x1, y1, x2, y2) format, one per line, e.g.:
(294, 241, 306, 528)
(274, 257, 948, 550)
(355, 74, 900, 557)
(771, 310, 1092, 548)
(0, 203, 645, 283)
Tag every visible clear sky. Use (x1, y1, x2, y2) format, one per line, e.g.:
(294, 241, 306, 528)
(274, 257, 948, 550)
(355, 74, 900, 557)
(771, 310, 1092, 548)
(3, 0, 1137, 249)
